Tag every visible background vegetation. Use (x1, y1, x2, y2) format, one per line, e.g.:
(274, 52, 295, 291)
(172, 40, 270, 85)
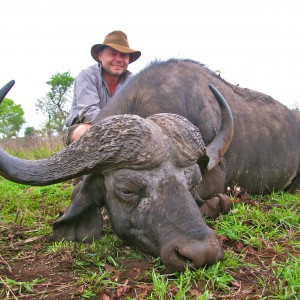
(35, 71, 74, 135)
(0, 98, 25, 139)
(0, 71, 74, 140)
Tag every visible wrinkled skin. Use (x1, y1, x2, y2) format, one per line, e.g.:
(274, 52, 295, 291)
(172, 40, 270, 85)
(104, 163, 223, 272)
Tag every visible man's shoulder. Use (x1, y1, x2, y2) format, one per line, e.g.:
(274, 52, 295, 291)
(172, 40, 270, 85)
(76, 64, 101, 81)
(80, 64, 100, 75)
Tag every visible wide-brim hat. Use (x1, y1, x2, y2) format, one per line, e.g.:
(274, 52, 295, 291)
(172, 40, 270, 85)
(91, 30, 141, 64)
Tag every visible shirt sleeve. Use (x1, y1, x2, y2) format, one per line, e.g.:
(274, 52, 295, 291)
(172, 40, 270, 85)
(74, 69, 102, 124)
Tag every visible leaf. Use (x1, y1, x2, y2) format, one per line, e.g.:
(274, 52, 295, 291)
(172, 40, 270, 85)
(104, 264, 115, 274)
(244, 245, 256, 255)
(189, 288, 202, 297)
(236, 242, 244, 250)
(117, 279, 131, 298)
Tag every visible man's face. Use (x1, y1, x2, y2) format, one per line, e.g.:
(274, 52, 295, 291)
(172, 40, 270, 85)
(98, 46, 130, 76)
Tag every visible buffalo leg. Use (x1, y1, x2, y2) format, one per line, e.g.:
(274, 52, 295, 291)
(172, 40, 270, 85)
(195, 165, 232, 218)
(199, 193, 232, 219)
(284, 174, 300, 194)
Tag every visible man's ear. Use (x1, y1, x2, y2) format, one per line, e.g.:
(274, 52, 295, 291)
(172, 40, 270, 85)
(98, 51, 102, 63)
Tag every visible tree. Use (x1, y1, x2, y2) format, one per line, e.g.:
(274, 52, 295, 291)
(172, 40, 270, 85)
(24, 126, 35, 137)
(0, 98, 25, 139)
(36, 71, 74, 135)
(288, 101, 300, 112)
(292, 102, 299, 112)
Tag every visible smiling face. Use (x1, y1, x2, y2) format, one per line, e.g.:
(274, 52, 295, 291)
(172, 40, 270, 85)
(102, 161, 223, 272)
(98, 46, 130, 76)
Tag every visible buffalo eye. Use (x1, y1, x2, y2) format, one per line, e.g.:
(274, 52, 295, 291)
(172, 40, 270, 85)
(120, 188, 134, 196)
(114, 175, 147, 204)
(115, 185, 137, 202)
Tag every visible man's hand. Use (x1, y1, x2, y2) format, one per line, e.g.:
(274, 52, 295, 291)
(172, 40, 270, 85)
(72, 123, 92, 142)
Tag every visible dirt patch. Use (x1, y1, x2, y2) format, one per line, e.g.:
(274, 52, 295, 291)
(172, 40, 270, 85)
(1, 222, 298, 300)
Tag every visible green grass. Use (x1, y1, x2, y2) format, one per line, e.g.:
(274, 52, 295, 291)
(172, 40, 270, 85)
(210, 193, 300, 248)
(0, 178, 72, 235)
(259, 254, 300, 299)
(1, 277, 46, 296)
(0, 135, 64, 159)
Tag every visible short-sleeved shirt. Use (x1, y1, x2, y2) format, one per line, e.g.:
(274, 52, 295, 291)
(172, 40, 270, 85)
(66, 63, 131, 127)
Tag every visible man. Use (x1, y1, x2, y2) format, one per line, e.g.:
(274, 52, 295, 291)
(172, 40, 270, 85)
(65, 30, 141, 144)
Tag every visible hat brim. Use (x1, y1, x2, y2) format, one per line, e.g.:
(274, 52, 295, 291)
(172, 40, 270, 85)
(91, 43, 141, 64)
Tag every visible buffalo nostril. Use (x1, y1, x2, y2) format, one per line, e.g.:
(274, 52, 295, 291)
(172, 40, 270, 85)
(174, 247, 194, 269)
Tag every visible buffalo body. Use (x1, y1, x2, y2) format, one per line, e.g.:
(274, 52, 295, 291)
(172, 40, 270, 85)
(0, 59, 299, 272)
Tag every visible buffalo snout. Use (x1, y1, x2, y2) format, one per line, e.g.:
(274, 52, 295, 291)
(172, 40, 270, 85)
(160, 230, 224, 273)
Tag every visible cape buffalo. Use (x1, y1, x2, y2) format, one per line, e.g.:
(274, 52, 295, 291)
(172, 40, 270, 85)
(1, 59, 299, 272)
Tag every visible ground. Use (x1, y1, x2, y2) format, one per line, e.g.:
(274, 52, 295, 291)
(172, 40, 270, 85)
(0, 187, 299, 299)
(1, 221, 298, 299)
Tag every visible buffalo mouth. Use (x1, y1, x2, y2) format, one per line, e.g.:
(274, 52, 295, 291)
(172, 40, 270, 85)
(174, 247, 195, 269)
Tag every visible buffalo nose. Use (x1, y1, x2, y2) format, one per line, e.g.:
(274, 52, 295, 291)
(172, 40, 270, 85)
(160, 233, 224, 273)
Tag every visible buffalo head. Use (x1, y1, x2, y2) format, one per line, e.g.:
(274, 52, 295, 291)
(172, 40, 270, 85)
(0, 81, 233, 272)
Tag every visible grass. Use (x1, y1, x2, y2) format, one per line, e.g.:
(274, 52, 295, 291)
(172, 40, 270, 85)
(211, 194, 300, 248)
(0, 135, 64, 159)
(0, 179, 72, 235)
(0, 137, 299, 299)
(259, 254, 300, 299)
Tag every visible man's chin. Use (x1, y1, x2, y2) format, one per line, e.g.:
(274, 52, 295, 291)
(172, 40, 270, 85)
(110, 71, 125, 76)
(111, 67, 126, 74)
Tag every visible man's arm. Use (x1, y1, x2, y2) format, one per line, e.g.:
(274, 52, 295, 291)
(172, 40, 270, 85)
(74, 69, 102, 124)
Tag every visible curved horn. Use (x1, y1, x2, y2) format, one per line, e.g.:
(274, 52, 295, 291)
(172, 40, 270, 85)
(0, 114, 167, 185)
(0, 80, 15, 104)
(206, 84, 234, 171)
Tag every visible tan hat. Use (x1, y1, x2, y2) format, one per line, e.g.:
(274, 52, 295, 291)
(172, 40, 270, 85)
(91, 30, 141, 64)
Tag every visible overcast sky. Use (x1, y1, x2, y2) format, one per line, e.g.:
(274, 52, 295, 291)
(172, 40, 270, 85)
(1, 0, 299, 130)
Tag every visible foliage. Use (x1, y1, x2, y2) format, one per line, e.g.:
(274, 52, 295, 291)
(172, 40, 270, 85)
(24, 126, 35, 137)
(0, 98, 25, 138)
(0, 134, 64, 159)
(35, 71, 74, 135)
(211, 193, 299, 247)
(289, 102, 300, 112)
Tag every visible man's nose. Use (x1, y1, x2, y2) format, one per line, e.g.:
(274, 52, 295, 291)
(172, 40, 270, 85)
(115, 53, 123, 60)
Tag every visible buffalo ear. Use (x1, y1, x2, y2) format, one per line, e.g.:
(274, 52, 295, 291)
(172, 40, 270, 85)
(51, 201, 103, 242)
(50, 174, 106, 242)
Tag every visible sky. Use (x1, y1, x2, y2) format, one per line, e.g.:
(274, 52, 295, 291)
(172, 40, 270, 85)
(0, 0, 299, 130)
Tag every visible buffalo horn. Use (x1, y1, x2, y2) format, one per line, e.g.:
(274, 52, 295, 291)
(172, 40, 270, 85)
(0, 114, 174, 185)
(0, 80, 15, 104)
(205, 84, 234, 171)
